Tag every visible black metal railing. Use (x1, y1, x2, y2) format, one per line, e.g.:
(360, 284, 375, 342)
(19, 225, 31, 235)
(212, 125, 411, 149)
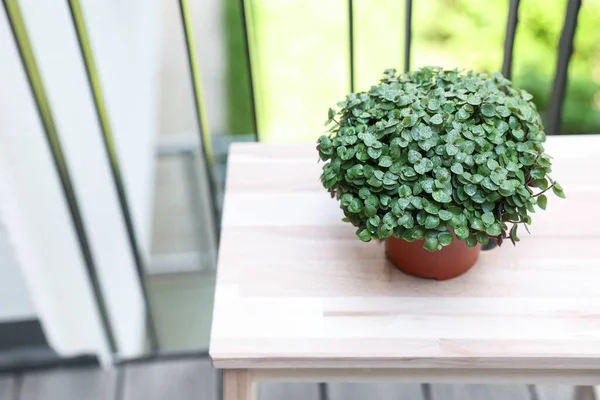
(501, 0, 520, 80)
(238, 0, 582, 144)
(547, 0, 582, 135)
(348, 0, 356, 92)
(404, 0, 413, 73)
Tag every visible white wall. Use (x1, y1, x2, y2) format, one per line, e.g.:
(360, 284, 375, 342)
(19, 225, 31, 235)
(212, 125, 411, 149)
(0, 6, 111, 361)
(80, 0, 163, 260)
(159, 0, 226, 137)
(18, 0, 155, 358)
(0, 223, 36, 322)
(0, 0, 163, 362)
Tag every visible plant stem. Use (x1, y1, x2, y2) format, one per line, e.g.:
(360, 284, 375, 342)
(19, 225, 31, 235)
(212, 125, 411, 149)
(532, 183, 555, 198)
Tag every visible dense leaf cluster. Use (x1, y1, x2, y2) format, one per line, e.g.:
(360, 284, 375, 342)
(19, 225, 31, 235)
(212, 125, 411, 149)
(318, 67, 564, 251)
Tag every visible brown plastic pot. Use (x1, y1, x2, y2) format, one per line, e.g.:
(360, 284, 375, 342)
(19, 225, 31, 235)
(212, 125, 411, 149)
(385, 236, 481, 280)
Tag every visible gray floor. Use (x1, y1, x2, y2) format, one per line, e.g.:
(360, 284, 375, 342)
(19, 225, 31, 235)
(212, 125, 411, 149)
(146, 270, 216, 351)
(0, 359, 582, 400)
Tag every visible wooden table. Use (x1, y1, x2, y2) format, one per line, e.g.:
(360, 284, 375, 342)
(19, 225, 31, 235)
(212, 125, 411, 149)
(210, 135, 600, 400)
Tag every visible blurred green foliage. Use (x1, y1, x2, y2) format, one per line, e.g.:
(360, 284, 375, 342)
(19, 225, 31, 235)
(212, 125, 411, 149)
(225, 0, 600, 141)
(224, 0, 255, 135)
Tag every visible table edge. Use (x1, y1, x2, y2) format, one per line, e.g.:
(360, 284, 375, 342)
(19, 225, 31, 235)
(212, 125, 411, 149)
(210, 355, 600, 371)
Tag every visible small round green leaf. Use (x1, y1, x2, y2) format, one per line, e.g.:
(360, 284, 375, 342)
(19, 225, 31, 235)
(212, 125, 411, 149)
(454, 225, 469, 240)
(445, 143, 459, 156)
(471, 218, 484, 231)
(411, 196, 424, 209)
(348, 198, 363, 213)
(367, 177, 382, 188)
(487, 159, 499, 170)
(368, 215, 381, 228)
(414, 158, 434, 174)
(464, 184, 477, 197)
(398, 214, 415, 229)
(481, 212, 495, 226)
(481, 103, 495, 117)
(451, 163, 464, 175)
(535, 178, 549, 190)
(378, 156, 393, 168)
(408, 149, 422, 164)
(465, 235, 478, 248)
(357, 229, 372, 242)
(398, 184, 412, 198)
(424, 237, 439, 252)
(467, 94, 482, 105)
(365, 204, 377, 217)
(420, 178, 435, 193)
(438, 231, 453, 246)
(358, 188, 370, 199)
(411, 227, 426, 240)
(367, 147, 382, 159)
(486, 223, 502, 236)
(424, 201, 439, 215)
(432, 190, 452, 203)
(537, 194, 548, 210)
(425, 215, 440, 229)
(552, 185, 566, 199)
(438, 210, 453, 221)
(471, 174, 484, 184)
(427, 99, 440, 111)
(476, 231, 489, 245)
(430, 114, 443, 125)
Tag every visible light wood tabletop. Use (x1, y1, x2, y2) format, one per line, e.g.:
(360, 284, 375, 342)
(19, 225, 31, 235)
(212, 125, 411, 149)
(210, 135, 600, 398)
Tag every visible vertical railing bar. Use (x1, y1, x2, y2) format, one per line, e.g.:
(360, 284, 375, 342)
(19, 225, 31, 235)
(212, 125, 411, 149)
(348, 0, 355, 92)
(66, 0, 160, 352)
(239, 0, 259, 141)
(404, 0, 412, 73)
(178, 0, 221, 243)
(421, 383, 433, 400)
(318, 382, 329, 400)
(527, 384, 540, 400)
(547, 0, 581, 135)
(216, 369, 223, 400)
(2, 0, 118, 355)
(501, 0, 520, 79)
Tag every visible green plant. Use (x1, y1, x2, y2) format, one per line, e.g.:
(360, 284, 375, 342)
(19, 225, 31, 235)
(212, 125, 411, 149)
(317, 67, 565, 251)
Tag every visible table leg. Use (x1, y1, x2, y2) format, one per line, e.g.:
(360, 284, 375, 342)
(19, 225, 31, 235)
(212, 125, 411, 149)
(223, 369, 257, 400)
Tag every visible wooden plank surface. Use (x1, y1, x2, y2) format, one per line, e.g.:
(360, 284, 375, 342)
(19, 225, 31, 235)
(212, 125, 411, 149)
(122, 359, 216, 400)
(0, 375, 15, 400)
(211, 135, 600, 371)
(20, 368, 116, 400)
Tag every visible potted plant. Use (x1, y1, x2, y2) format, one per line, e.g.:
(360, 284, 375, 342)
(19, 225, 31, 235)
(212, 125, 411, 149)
(317, 67, 565, 280)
